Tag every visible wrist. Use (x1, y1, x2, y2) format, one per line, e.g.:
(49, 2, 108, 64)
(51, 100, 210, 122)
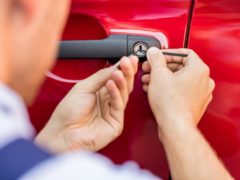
(35, 124, 86, 154)
(156, 113, 196, 141)
(35, 128, 53, 149)
(35, 125, 61, 153)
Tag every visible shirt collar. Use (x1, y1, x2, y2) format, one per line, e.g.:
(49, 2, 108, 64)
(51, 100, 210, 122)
(0, 83, 35, 148)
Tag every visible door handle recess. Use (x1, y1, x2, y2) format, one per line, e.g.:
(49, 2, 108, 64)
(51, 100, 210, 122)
(58, 34, 161, 62)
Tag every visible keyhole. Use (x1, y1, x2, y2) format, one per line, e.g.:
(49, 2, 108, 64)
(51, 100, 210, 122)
(133, 42, 148, 57)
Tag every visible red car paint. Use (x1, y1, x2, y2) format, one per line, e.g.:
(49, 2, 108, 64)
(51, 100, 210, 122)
(189, 0, 240, 178)
(28, 0, 240, 179)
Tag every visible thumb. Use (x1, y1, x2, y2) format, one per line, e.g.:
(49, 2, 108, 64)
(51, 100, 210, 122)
(75, 66, 116, 93)
(147, 47, 167, 70)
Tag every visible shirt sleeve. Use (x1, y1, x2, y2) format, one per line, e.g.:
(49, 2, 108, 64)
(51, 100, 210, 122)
(20, 151, 160, 180)
(0, 84, 161, 180)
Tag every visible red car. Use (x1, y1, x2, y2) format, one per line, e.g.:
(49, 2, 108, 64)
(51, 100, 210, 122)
(29, 0, 240, 179)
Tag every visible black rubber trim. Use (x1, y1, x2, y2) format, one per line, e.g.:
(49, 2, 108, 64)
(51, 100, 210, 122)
(184, 0, 196, 48)
(58, 34, 161, 62)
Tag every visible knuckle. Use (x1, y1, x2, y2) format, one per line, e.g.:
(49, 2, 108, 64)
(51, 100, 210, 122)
(204, 65, 210, 75)
(188, 49, 195, 54)
(152, 66, 169, 74)
(114, 124, 124, 137)
(125, 95, 129, 104)
(183, 48, 193, 52)
(180, 48, 194, 55)
(209, 94, 213, 103)
(200, 64, 210, 76)
(129, 85, 134, 93)
(118, 126, 124, 135)
(99, 68, 109, 74)
(210, 79, 216, 91)
(74, 81, 85, 90)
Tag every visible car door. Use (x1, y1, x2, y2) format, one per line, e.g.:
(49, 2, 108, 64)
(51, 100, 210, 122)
(188, 0, 240, 178)
(29, 0, 193, 179)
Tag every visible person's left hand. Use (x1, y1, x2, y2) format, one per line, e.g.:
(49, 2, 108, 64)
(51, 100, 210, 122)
(35, 56, 138, 153)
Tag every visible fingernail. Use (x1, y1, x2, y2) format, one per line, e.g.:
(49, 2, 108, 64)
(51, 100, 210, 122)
(147, 47, 160, 58)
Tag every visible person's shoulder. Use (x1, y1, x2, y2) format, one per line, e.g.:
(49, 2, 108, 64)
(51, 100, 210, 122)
(0, 139, 52, 179)
(0, 83, 35, 149)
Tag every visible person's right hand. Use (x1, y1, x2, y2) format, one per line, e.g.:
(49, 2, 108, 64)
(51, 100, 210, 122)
(142, 48, 215, 136)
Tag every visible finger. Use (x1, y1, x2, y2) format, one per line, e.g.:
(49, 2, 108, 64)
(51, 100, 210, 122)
(143, 61, 185, 74)
(75, 66, 116, 93)
(143, 85, 148, 92)
(209, 78, 216, 92)
(147, 47, 167, 70)
(141, 74, 150, 84)
(119, 57, 135, 93)
(105, 80, 124, 136)
(207, 94, 213, 104)
(111, 70, 129, 105)
(199, 94, 213, 121)
(180, 49, 204, 68)
(142, 61, 151, 73)
(161, 48, 202, 67)
(165, 49, 209, 76)
(147, 47, 173, 77)
(167, 63, 184, 72)
(105, 80, 124, 111)
(197, 80, 215, 121)
(144, 48, 188, 73)
(129, 55, 139, 74)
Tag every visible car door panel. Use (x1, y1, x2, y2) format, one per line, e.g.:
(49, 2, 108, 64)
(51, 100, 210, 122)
(29, 0, 192, 178)
(189, 0, 240, 178)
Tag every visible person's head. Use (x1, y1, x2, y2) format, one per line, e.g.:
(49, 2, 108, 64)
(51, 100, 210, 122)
(4, 0, 70, 104)
(0, 1, 11, 84)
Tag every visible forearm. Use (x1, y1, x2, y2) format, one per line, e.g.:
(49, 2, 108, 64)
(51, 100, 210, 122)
(159, 117, 233, 180)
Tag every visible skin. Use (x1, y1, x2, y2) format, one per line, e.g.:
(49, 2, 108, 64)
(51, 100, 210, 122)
(9, 0, 71, 104)
(35, 56, 139, 153)
(142, 47, 233, 180)
(0, 0, 234, 179)
(0, 1, 10, 84)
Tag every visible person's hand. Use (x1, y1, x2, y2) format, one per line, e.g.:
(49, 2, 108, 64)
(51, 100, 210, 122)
(141, 48, 215, 137)
(35, 56, 138, 153)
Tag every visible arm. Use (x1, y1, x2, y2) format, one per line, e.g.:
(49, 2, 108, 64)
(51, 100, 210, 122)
(161, 118, 232, 180)
(0, 75, 157, 180)
(142, 47, 233, 180)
